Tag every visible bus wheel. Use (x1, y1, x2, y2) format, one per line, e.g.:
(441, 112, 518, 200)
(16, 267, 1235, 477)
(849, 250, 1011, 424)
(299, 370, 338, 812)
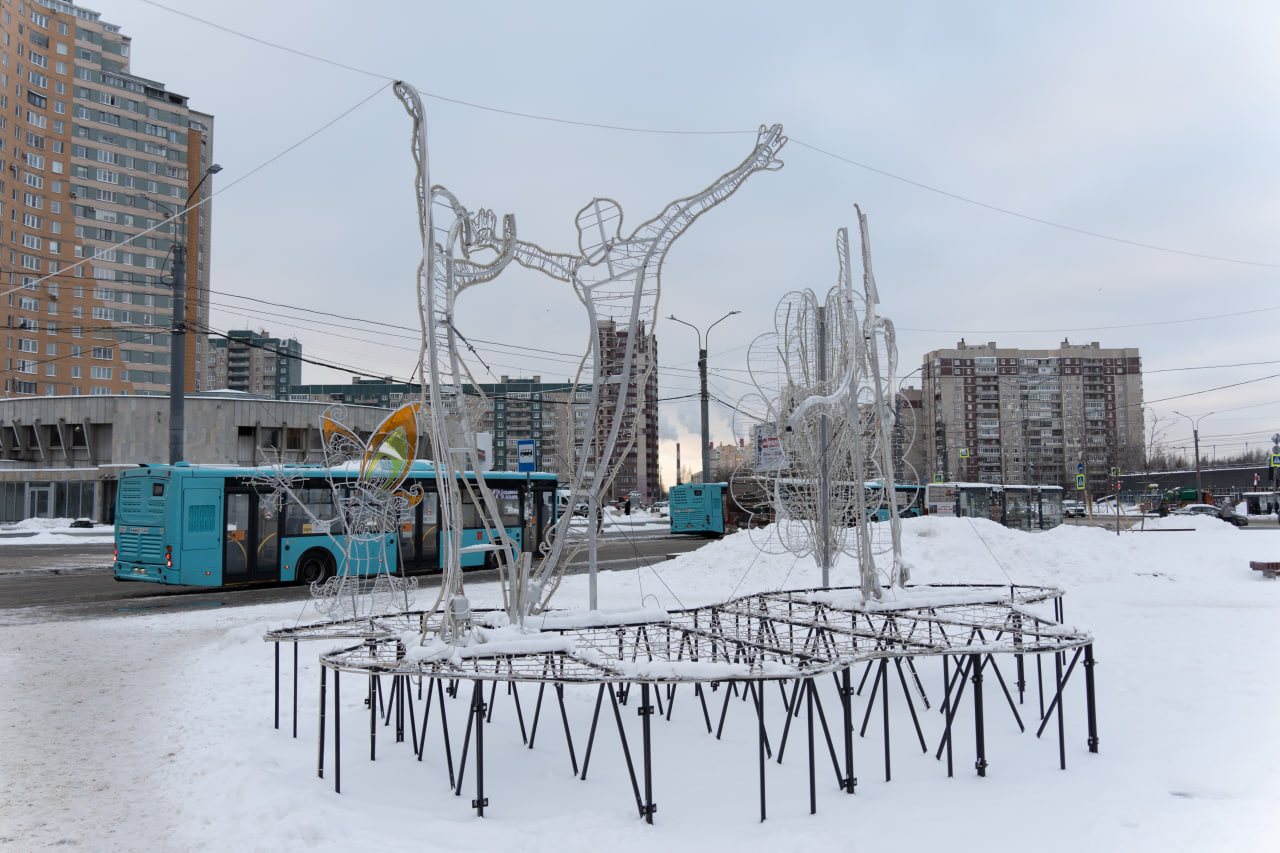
(298, 550, 334, 585)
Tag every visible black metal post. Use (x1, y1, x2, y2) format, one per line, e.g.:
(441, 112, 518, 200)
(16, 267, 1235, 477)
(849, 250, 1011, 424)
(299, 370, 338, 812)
(273, 643, 279, 730)
(640, 682, 655, 824)
(317, 665, 326, 780)
(472, 680, 488, 815)
(334, 669, 341, 794)
(942, 655, 953, 777)
(971, 653, 987, 777)
(807, 679, 816, 815)
(1084, 644, 1099, 753)
(1055, 651, 1066, 770)
(756, 680, 766, 822)
(292, 643, 299, 739)
(369, 675, 377, 762)
(841, 668, 855, 793)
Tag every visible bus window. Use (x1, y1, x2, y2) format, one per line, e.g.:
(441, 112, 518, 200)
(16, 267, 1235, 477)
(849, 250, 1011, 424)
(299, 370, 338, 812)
(300, 486, 338, 534)
(491, 489, 521, 527)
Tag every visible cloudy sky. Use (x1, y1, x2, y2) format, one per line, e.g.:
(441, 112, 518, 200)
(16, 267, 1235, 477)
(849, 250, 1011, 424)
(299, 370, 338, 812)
(113, 0, 1279, 483)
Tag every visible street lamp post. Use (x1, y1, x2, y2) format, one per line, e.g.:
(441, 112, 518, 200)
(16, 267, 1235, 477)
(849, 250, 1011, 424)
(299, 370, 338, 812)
(142, 163, 221, 465)
(667, 310, 739, 485)
(1173, 409, 1213, 500)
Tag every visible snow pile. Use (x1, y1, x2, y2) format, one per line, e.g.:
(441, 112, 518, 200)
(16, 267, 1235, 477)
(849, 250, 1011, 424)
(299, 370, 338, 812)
(3, 516, 1280, 851)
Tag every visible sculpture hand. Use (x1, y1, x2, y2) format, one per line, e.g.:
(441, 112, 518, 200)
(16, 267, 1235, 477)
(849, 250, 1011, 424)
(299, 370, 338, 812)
(755, 123, 788, 171)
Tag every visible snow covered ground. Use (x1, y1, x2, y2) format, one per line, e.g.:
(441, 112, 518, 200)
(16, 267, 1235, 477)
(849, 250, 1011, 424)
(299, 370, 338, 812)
(0, 516, 114, 543)
(3, 515, 1279, 851)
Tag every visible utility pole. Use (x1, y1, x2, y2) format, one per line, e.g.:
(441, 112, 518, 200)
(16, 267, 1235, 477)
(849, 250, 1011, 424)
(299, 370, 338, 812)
(146, 163, 221, 465)
(668, 310, 739, 485)
(168, 243, 186, 465)
(1174, 410, 1213, 500)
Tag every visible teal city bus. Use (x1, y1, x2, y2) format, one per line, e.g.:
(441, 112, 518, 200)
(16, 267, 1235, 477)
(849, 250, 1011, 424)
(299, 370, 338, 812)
(113, 461, 559, 587)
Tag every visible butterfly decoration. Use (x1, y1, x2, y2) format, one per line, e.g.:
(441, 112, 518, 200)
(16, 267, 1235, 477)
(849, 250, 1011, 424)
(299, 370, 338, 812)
(321, 402, 425, 510)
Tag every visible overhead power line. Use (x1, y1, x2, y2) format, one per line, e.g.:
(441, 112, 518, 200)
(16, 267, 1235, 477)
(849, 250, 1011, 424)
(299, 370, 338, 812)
(140, 1, 1276, 269)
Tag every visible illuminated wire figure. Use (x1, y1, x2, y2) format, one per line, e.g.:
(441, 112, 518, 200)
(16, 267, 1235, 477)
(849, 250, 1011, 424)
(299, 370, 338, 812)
(498, 124, 787, 615)
(743, 208, 910, 599)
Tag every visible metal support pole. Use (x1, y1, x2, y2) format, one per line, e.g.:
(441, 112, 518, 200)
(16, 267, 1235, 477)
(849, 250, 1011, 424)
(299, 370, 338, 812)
(756, 680, 767, 822)
(273, 643, 279, 730)
(699, 347, 711, 484)
(881, 658, 891, 782)
(841, 667, 855, 793)
(334, 669, 341, 794)
(971, 653, 987, 777)
(640, 682, 655, 824)
(942, 655, 953, 777)
(472, 680, 488, 815)
(168, 243, 186, 464)
(807, 679, 816, 815)
(292, 643, 298, 739)
(1055, 651, 1067, 770)
(317, 666, 326, 779)
(1084, 644, 1099, 753)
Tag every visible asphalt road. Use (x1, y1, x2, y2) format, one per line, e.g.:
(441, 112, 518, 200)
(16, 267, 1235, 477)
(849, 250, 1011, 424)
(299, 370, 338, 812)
(0, 531, 713, 624)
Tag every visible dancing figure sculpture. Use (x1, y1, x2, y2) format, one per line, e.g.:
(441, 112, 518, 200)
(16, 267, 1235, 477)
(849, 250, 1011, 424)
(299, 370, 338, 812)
(502, 124, 787, 615)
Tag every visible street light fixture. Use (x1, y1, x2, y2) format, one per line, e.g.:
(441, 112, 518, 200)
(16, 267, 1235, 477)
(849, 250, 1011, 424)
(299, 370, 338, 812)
(1172, 409, 1213, 500)
(139, 162, 222, 465)
(667, 310, 739, 485)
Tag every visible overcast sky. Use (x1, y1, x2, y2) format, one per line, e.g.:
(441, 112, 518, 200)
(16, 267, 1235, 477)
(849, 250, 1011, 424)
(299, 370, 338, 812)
(114, 0, 1280, 484)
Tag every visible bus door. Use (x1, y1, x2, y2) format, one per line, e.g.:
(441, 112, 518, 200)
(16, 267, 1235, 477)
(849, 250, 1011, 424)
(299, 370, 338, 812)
(400, 492, 440, 573)
(533, 487, 555, 556)
(223, 489, 281, 583)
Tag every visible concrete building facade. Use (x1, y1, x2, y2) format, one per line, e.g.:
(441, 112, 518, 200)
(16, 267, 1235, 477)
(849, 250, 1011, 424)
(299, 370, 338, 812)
(921, 340, 1143, 492)
(0, 393, 393, 522)
(206, 330, 301, 398)
(0, 0, 215, 400)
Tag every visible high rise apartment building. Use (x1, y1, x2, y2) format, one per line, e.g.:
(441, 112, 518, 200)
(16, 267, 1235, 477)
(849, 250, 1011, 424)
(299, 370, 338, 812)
(1, 0, 214, 398)
(921, 340, 1143, 490)
(594, 319, 659, 502)
(206, 330, 300, 398)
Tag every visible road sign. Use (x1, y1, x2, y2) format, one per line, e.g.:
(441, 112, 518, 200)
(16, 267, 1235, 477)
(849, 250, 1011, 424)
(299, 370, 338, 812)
(1110, 467, 1120, 478)
(1077, 462, 1084, 474)
(959, 448, 969, 458)
(516, 440, 535, 472)
(933, 473, 944, 483)
(1271, 453, 1280, 468)
(1076, 474, 1085, 490)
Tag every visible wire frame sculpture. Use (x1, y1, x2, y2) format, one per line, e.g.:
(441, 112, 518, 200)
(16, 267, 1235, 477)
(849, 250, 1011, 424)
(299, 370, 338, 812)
(478, 120, 788, 619)
(741, 208, 913, 598)
(252, 403, 420, 620)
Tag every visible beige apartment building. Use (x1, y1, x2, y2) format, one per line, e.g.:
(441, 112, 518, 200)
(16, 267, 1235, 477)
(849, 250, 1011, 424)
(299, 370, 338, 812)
(1, 0, 215, 399)
(921, 340, 1143, 491)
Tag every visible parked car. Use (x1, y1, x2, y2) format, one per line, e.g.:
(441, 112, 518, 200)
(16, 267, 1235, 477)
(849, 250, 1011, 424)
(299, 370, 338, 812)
(1062, 500, 1085, 518)
(1172, 503, 1249, 527)
(650, 500, 669, 517)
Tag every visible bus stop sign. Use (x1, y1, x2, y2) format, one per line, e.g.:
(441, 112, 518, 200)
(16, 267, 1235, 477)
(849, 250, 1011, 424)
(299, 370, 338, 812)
(517, 440, 535, 472)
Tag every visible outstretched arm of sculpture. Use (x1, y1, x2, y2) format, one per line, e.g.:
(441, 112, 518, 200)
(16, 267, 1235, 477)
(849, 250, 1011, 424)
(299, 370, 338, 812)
(512, 240, 579, 282)
(467, 208, 578, 282)
(634, 123, 786, 248)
